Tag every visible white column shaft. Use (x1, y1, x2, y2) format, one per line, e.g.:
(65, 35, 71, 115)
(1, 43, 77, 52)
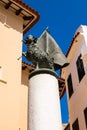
(28, 73, 62, 130)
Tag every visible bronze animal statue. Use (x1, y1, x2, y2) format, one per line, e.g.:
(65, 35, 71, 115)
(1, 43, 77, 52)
(23, 30, 69, 70)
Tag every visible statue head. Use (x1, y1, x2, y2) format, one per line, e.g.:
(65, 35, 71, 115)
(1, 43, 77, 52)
(23, 35, 37, 46)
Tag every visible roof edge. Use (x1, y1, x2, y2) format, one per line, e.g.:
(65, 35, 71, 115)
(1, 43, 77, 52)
(11, 0, 40, 34)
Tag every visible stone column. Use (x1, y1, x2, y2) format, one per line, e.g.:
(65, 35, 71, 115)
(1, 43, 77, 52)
(28, 69, 62, 130)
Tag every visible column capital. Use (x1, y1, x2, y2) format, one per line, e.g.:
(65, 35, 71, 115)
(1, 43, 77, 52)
(29, 68, 58, 79)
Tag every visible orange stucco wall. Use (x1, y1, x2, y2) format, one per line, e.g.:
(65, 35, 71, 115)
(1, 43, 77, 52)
(0, 4, 28, 130)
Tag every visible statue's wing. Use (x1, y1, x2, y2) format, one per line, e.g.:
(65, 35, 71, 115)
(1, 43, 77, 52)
(37, 30, 69, 70)
(37, 31, 47, 52)
(46, 31, 69, 69)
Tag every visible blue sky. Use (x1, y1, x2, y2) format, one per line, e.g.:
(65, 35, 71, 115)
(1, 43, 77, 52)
(22, 0, 87, 123)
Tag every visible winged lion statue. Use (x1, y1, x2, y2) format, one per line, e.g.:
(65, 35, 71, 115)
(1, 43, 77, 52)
(23, 30, 69, 70)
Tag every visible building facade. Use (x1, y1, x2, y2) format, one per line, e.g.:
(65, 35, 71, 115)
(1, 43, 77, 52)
(0, 1, 39, 130)
(62, 25, 87, 130)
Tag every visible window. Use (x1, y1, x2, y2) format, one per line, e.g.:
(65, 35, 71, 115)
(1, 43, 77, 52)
(72, 118, 79, 130)
(64, 124, 70, 130)
(84, 107, 87, 128)
(76, 54, 85, 82)
(67, 74, 74, 98)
